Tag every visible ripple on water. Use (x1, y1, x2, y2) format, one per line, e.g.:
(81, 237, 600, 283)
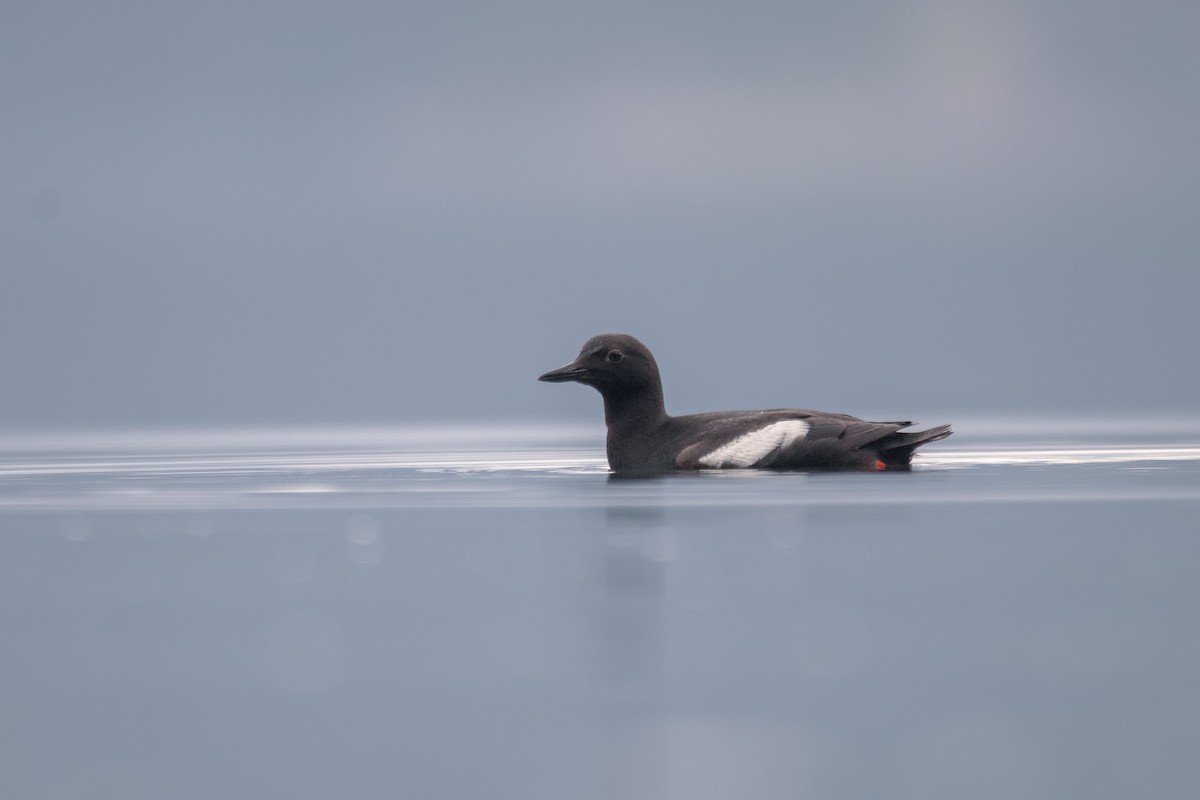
(0, 421, 1198, 512)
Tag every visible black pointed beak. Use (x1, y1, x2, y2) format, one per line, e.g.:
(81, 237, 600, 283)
(538, 360, 589, 383)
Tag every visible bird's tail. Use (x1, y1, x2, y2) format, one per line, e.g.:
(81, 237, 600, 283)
(877, 424, 953, 468)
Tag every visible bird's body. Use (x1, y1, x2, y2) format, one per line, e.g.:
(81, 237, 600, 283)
(539, 333, 951, 474)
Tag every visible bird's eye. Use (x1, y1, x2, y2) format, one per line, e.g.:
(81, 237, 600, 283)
(606, 350, 625, 364)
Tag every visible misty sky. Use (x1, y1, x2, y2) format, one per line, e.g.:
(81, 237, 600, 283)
(3, 0, 1198, 428)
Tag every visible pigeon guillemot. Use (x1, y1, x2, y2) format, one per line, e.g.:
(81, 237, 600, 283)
(539, 333, 952, 473)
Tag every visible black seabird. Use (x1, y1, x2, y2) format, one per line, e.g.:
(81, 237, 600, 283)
(539, 333, 952, 474)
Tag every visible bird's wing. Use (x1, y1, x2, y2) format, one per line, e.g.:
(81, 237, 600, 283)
(675, 411, 910, 469)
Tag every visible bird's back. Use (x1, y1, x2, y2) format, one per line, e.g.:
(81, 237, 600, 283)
(668, 409, 949, 470)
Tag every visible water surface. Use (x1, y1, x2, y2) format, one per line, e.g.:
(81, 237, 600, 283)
(2, 418, 1198, 799)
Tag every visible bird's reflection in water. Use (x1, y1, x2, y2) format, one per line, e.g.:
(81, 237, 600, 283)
(598, 505, 668, 682)
(596, 504, 673, 797)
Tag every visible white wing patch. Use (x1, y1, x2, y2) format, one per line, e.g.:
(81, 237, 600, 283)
(696, 420, 811, 468)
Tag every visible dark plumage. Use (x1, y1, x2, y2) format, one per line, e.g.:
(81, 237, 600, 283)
(539, 333, 952, 474)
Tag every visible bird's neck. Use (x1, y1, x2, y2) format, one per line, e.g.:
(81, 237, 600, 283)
(600, 383, 668, 431)
(600, 385, 668, 472)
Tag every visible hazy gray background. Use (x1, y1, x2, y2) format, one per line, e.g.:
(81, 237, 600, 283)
(4, 0, 1197, 428)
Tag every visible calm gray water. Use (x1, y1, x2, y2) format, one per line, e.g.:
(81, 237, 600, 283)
(3, 418, 1199, 799)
